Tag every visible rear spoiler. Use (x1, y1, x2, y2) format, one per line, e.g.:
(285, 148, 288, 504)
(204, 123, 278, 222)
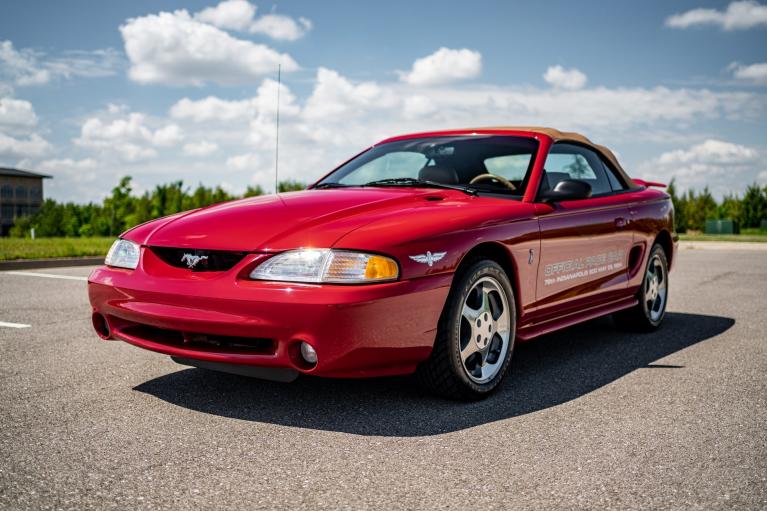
(632, 178, 666, 188)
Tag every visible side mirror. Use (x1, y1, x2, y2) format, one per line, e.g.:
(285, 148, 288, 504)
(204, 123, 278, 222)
(539, 179, 592, 203)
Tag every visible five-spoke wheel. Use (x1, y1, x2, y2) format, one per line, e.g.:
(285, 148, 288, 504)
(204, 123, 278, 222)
(459, 277, 511, 384)
(417, 259, 516, 400)
(615, 243, 669, 331)
(644, 251, 667, 323)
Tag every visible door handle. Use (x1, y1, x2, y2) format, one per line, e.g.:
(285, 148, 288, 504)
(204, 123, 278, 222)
(615, 217, 628, 228)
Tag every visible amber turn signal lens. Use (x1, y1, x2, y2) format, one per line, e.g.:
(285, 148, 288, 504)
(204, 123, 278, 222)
(365, 255, 399, 280)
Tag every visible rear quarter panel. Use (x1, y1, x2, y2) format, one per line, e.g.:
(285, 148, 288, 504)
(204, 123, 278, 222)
(626, 188, 676, 288)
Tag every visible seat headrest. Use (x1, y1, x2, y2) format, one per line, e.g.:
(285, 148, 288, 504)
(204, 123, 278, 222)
(418, 165, 459, 185)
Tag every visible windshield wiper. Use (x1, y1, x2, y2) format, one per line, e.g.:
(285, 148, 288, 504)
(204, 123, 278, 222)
(362, 177, 477, 196)
(313, 182, 352, 189)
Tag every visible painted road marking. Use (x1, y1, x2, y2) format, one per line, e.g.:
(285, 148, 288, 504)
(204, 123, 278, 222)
(0, 321, 31, 329)
(2, 271, 88, 282)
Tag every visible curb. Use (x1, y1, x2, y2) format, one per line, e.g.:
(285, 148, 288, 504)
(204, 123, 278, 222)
(0, 256, 104, 271)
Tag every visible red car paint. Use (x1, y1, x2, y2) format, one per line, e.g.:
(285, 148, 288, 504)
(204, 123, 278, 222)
(88, 128, 677, 378)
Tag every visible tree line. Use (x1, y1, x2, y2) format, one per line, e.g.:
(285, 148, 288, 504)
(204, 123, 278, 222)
(9, 176, 305, 238)
(667, 180, 767, 233)
(7, 176, 767, 237)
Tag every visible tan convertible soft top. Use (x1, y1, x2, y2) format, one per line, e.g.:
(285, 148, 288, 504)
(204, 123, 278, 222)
(475, 126, 637, 187)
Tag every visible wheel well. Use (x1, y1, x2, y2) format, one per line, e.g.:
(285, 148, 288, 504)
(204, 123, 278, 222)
(654, 230, 674, 267)
(455, 242, 519, 316)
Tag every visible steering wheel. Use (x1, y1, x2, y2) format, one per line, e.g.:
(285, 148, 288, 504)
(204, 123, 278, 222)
(469, 173, 516, 191)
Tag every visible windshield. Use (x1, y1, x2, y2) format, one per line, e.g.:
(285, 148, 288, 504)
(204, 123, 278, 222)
(315, 135, 539, 197)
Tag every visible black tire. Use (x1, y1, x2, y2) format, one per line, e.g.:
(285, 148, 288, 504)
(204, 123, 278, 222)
(614, 243, 669, 331)
(417, 259, 516, 400)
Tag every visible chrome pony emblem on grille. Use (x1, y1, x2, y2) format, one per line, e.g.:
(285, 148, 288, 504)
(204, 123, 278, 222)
(409, 251, 447, 267)
(181, 253, 209, 269)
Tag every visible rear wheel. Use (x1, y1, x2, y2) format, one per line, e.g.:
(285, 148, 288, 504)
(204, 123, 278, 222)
(417, 260, 516, 400)
(615, 243, 669, 331)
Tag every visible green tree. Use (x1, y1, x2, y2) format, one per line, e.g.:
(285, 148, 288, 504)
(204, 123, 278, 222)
(739, 183, 767, 228)
(564, 155, 591, 178)
(103, 176, 134, 236)
(667, 179, 687, 233)
(278, 180, 306, 193)
(718, 193, 742, 222)
(243, 185, 265, 197)
(684, 187, 717, 232)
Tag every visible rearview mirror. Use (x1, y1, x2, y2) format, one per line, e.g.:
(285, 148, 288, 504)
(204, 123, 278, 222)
(539, 179, 592, 203)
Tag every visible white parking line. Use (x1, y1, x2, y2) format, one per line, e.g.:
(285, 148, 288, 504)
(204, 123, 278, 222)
(2, 271, 88, 282)
(0, 321, 31, 329)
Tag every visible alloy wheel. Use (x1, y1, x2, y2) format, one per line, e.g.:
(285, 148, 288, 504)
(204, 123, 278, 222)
(459, 276, 511, 384)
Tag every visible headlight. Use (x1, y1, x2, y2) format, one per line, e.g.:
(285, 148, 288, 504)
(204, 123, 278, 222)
(104, 239, 140, 269)
(250, 249, 398, 284)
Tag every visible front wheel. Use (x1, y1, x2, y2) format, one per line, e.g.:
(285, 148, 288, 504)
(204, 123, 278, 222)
(615, 243, 669, 331)
(417, 260, 516, 400)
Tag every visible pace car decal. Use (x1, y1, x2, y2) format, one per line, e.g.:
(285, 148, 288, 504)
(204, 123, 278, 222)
(543, 250, 624, 286)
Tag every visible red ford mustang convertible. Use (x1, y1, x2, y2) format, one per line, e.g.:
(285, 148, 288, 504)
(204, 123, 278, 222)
(89, 127, 677, 400)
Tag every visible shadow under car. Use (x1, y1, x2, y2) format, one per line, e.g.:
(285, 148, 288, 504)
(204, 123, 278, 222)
(134, 312, 734, 437)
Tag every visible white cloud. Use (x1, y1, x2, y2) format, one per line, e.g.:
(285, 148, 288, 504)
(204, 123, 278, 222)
(666, 1, 767, 30)
(0, 41, 49, 85)
(729, 62, 767, 85)
(304, 67, 392, 120)
(119, 9, 298, 86)
(0, 97, 39, 134)
(194, 1, 312, 40)
(75, 111, 184, 161)
(0, 132, 50, 158)
(250, 14, 312, 41)
(758, 170, 767, 183)
(152, 124, 184, 146)
(657, 139, 758, 164)
(543, 65, 588, 90)
(37, 158, 98, 172)
(403, 95, 437, 119)
(170, 96, 255, 122)
(195, 0, 256, 31)
(0, 40, 121, 86)
(227, 152, 262, 170)
(183, 141, 219, 156)
(0, 95, 50, 159)
(170, 78, 299, 125)
(637, 140, 763, 197)
(400, 48, 482, 86)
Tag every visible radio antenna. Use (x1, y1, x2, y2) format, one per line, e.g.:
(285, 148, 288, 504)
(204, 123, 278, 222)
(274, 63, 281, 194)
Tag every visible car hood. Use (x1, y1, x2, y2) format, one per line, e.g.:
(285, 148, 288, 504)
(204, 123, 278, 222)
(124, 188, 533, 252)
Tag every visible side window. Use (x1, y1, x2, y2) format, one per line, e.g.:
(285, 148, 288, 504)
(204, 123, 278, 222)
(542, 143, 612, 196)
(600, 158, 626, 192)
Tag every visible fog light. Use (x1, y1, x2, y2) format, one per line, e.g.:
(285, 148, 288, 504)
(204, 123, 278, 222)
(300, 342, 318, 365)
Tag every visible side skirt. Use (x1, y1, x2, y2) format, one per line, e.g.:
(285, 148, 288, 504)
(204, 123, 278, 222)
(516, 295, 638, 341)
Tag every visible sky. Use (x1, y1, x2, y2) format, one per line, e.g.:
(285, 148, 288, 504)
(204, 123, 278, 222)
(0, 0, 766, 202)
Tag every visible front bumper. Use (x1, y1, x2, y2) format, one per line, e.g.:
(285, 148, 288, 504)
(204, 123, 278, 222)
(87, 252, 452, 378)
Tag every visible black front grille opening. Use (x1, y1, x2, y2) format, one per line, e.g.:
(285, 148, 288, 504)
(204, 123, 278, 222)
(121, 323, 275, 354)
(151, 247, 248, 272)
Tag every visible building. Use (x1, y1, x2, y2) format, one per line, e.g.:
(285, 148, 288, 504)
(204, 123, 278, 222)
(0, 167, 51, 235)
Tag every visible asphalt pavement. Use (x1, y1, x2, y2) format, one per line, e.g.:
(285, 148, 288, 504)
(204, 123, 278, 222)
(1, 249, 765, 510)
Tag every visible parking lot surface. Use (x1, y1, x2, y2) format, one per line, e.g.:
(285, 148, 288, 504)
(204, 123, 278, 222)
(1, 250, 765, 509)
